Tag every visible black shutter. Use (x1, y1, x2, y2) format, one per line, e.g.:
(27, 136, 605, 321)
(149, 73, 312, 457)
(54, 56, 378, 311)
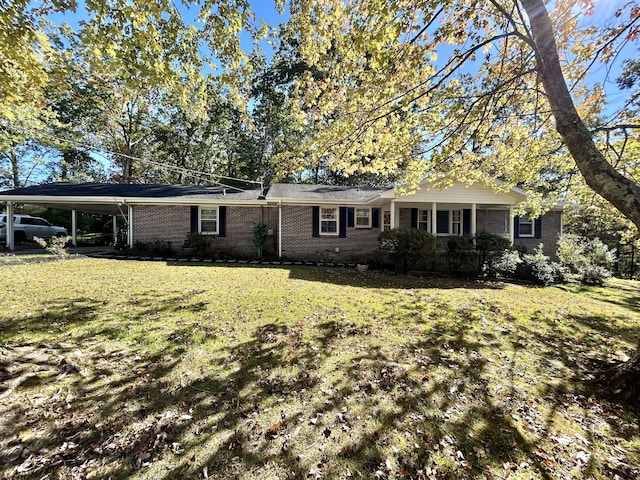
(463, 209, 471, 235)
(347, 207, 354, 228)
(312, 206, 319, 237)
(190, 206, 198, 233)
(535, 217, 542, 239)
(218, 206, 226, 237)
(410, 208, 418, 228)
(514, 215, 520, 239)
(372, 208, 379, 228)
(339, 207, 347, 238)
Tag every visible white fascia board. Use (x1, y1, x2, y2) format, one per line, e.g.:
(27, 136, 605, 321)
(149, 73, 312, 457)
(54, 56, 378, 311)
(125, 197, 267, 206)
(266, 197, 380, 206)
(0, 195, 128, 205)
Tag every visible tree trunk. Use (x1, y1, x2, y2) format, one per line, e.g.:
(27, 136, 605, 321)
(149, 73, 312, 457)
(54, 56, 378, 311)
(521, 0, 640, 408)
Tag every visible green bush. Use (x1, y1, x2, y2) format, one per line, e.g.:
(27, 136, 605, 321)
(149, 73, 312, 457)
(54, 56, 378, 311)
(474, 231, 512, 276)
(445, 234, 475, 275)
(556, 234, 616, 284)
(33, 235, 70, 258)
(487, 249, 522, 277)
(253, 222, 269, 259)
(521, 244, 569, 285)
(378, 228, 438, 274)
(183, 233, 212, 258)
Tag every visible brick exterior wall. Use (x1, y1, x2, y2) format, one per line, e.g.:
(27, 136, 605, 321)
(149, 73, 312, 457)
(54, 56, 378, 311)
(514, 210, 562, 258)
(132, 204, 561, 261)
(133, 205, 191, 248)
(280, 205, 381, 262)
(132, 204, 279, 257)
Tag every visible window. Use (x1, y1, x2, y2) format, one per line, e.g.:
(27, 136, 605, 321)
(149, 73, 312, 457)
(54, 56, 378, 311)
(320, 207, 338, 235)
(355, 208, 371, 228)
(200, 207, 218, 235)
(518, 215, 534, 237)
(451, 210, 462, 235)
(383, 210, 391, 231)
(418, 210, 430, 231)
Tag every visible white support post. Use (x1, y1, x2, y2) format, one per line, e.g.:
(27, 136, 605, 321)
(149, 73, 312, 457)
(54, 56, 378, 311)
(71, 210, 77, 247)
(390, 200, 396, 228)
(509, 206, 515, 244)
(6, 202, 14, 250)
(471, 203, 477, 237)
(112, 216, 118, 245)
(278, 201, 282, 258)
(127, 205, 133, 248)
(431, 202, 437, 234)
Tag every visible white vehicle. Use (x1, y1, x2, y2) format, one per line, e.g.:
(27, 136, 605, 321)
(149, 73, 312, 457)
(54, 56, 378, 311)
(0, 214, 68, 244)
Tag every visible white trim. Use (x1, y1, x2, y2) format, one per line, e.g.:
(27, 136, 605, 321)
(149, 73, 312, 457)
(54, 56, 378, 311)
(278, 201, 282, 258)
(127, 205, 133, 248)
(418, 209, 431, 232)
(319, 206, 339, 236)
(354, 207, 372, 228)
(517, 214, 535, 237)
(71, 210, 77, 247)
(199, 206, 219, 235)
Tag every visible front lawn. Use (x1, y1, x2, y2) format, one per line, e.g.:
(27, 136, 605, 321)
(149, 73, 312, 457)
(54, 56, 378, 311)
(1, 258, 638, 479)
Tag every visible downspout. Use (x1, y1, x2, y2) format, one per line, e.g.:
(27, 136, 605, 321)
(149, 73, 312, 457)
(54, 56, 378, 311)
(71, 210, 77, 247)
(127, 204, 134, 248)
(278, 200, 282, 258)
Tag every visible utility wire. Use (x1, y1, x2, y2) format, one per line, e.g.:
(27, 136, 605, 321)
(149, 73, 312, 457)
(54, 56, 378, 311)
(7, 124, 263, 192)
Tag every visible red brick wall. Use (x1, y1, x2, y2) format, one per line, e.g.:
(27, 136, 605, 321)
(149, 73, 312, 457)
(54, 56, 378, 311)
(132, 205, 190, 248)
(132, 205, 278, 257)
(279, 205, 381, 262)
(514, 210, 562, 258)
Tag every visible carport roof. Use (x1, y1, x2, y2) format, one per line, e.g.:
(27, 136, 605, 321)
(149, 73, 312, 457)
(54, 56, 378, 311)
(0, 182, 266, 215)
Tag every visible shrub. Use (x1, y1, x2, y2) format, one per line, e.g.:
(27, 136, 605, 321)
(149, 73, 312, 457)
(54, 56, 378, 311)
(474, 231, 512, 275)
(579, 264, 611, 285)
(378, 228, 437, 274)
(487, 249, 522, 277)
(556, 234, 615, 284)
(521, 244, 568, 285)
(445, 234, 476, 275)
(252, 222, 269, 258)
(130, 240, 175, 258)
(33, 235, 69, 258)
(183, 233, 211, 258)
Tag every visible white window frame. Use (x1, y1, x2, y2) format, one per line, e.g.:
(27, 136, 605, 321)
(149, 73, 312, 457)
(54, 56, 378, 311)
(418, 209, 431, 232)
(354, 208, 372, 228)
(199, 206, 219, 235)
(451, 209, 462, 236)
(518, 214, 534, 237)
(382, 210, 391, 231)
(320, 206, 339, 236)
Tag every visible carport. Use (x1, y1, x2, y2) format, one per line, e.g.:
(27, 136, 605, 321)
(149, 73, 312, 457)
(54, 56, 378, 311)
(0, 183, 133, 250)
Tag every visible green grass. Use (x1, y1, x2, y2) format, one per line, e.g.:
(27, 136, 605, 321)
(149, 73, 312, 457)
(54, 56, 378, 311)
(0, 258, 638, 479)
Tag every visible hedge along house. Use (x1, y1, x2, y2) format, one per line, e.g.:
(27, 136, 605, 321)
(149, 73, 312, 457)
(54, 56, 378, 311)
(0, 181, 563, 259)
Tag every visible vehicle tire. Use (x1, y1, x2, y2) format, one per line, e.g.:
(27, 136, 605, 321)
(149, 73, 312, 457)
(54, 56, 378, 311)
(14, 231, 26, 244)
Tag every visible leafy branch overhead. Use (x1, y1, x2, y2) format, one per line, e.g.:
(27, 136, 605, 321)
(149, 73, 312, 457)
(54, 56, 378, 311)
(284, 0, 640, 215)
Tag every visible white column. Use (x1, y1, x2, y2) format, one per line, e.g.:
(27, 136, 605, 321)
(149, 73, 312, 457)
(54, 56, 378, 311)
(471, 203, 477, 236)
(509, 206, 515, 244)
(278, 201, 282, 258)
(71, 210, 77, 247)
(390, 200, 396, 228)
(112, 216, 118, 245)
(6, 202, 14, 250)
(127, 205, 134, 248)
(431, 202, 437, 234)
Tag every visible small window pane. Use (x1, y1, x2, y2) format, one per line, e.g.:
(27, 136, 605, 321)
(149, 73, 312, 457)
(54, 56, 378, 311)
(201, 208, 218, 234)
(355, 208, 370, 227)
(320, 207, 338, 234)
(418, 210, 430, 231)
(383, 210, 391, 230)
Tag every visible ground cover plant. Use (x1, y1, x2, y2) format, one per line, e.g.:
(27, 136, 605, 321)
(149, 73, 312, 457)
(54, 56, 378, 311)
(0, 257, 639, 479)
